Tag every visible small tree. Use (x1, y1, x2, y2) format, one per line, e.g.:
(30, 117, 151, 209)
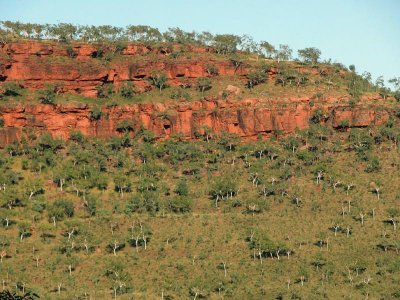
(69, 130, 85, 143)
(212, 34, 241, 54)
(298, 47, 321, 65)
(394, 90, 400, 102)
(114, 174, 132, 197)
(84, 196, 97, 216)
(275, 44, 292, 62)
(149, 70, 168, 93)
(175, 178, 188, 196)
(197, 77, 212, 96)
(209, 177, 237, 207)
(205, 63, 219, 76)
(259, 41, 276, 58)
(48, 199, 74, 224)
(246, 70, 267, 89)
(388, 77, 400, 90)
(18, 222, 31, 241)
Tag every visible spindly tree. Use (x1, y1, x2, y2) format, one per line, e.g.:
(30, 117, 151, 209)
(275, 44, 292, 62)
(197, 77, 212, 96)
(125, 25, 162, 42)
(259, 41, 276, 58)
(149, 70, 168, 93)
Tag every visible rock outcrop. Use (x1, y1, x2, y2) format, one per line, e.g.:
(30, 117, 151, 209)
(0, 40, 391, 147)
(0, 96, 389, 147)
(0, 40, 249, 97)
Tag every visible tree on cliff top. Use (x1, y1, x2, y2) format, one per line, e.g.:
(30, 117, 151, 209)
(212, 34, 242, 55)
(125, 25, 162, 43)
(275, 44, 293, 62)
(298, 47, 321, 65)
(163, 27, 197, 44)
(259, 41, 276, 59)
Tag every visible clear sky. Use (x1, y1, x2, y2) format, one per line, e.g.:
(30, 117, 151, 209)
(1, 0, 399, 85)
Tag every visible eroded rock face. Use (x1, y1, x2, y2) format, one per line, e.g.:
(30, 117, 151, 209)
(0, 41, 389, 147)
(0, 97, 389, 147)
(0, 41, 249, 97)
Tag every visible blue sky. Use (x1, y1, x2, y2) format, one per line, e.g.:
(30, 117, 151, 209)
(1, 0, 399, 85)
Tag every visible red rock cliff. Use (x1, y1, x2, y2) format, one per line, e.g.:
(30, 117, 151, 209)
(0, 96, 389, 147)
(0, 41, 390, 147)
(0, 40, 250, 97)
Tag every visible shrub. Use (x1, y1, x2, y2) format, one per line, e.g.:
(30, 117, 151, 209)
(1, 82, 22, 97)
(246, 70, 267, 89)
(394, 90, 400, 102)
(116, 120, 134, 133)
(175, 178, 188, 196)
(0, 290, 39, 299)
(337, 119, 350, 130)
(48, 199, 74, 221)
(84, 196, 97, 216)
(66, 46, 77, 58)
(97, 83, 114, 98)
(170, 88, 191, 101)
(38, 87, 56, 104)
(140, 128, 156, 143)
(168, 196, 192, 213)
(70, 130, 85, 143)
(120, 82, 135, 98)
(89, 107, 103, 121)
(0, 117, 4, 128)
(205, 63, 219, 76)
(365, 157, 381, 173)
(32, 199, 46, 213)
(310, 108, 325, 124)
(124, 195, 142, 214)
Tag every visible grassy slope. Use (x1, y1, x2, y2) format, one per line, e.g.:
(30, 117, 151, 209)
(0, 127, 399, 299)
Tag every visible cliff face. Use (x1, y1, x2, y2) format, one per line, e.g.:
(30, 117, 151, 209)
(0, 97, 389, 147)
(0, 40, 249, 97)
(0, 41, 390, 147)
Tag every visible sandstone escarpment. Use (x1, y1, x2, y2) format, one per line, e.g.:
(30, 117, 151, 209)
(0, 40, 252, 97)
(0, 40, 391, 147)
(0, 96, 389, 147)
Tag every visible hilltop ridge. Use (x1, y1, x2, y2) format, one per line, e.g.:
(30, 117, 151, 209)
(0, 22, 399, 147)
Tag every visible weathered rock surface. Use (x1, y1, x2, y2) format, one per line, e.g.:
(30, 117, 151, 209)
(0, 41, 248, 97)
(0, 97, 389, 147)
(0, 41, 390, 147)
